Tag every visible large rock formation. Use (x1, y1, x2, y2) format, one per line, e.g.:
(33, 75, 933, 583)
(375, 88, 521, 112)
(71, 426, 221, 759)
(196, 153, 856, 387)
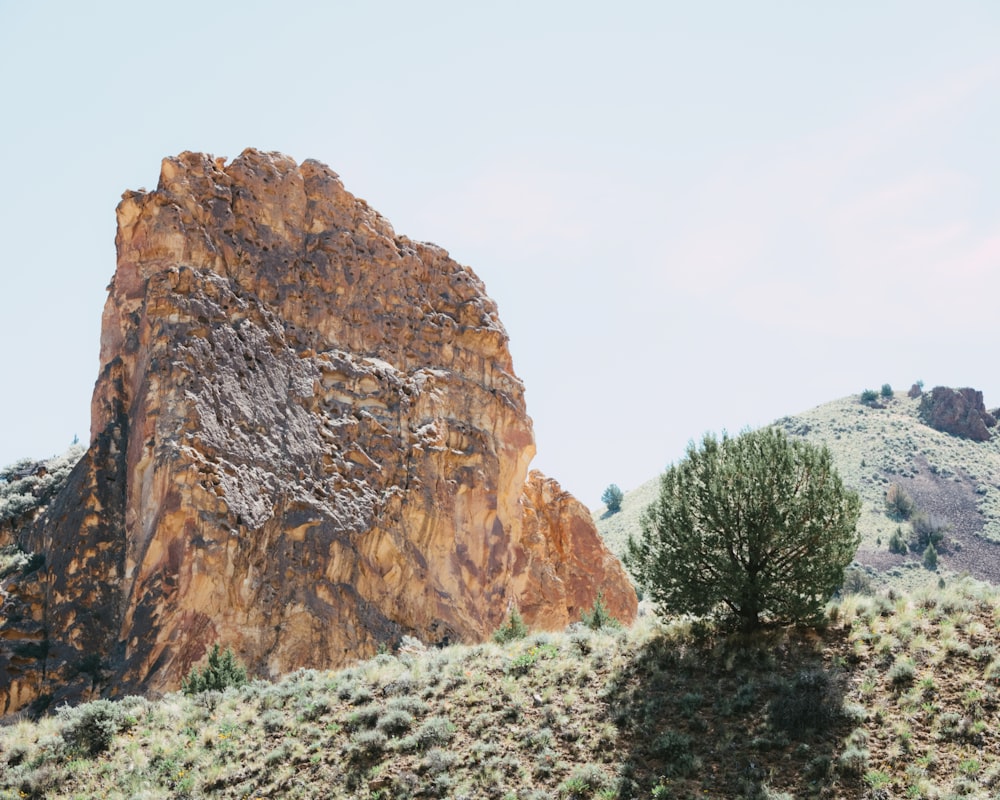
(0, 149, 635, 714)
(918, 386, 996, 442)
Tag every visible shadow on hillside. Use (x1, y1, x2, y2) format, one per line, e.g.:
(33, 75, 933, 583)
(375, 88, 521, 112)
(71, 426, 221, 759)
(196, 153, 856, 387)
(602, 624, 857, 798)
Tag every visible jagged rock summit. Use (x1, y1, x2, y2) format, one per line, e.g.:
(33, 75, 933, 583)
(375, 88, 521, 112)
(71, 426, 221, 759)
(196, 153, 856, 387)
(0, 149, 635, 714)
(918, 386, 996, 442)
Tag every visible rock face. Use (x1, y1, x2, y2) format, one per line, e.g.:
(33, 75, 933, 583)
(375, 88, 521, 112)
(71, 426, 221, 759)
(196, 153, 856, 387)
(918, 386, 996, 442)
(0, 150, 635, 714)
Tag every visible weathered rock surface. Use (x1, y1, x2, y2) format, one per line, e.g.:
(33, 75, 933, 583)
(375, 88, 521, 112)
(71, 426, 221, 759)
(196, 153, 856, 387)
(918, 386, 996, 441)
(0, 149, 635, 714)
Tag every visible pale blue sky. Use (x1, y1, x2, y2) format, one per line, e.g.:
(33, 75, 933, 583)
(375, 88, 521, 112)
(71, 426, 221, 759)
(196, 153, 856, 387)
(1, 1, 998, 506)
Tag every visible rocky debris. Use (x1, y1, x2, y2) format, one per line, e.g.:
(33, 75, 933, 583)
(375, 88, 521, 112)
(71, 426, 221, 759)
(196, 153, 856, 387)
(0, 149, 636, 715)
(918, 386, 996, 442)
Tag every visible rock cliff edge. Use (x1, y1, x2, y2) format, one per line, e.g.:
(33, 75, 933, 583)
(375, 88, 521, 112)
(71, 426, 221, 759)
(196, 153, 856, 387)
(0, 150, 635, 714)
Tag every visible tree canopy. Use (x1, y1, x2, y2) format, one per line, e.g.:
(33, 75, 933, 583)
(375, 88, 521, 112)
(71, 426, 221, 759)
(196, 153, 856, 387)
(601, 484, 624, 514)
(625, 427, 860, 631)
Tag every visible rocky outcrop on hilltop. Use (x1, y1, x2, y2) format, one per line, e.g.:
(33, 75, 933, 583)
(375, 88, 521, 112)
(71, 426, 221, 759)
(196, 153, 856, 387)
(0, 149, 635, 714)
(918, 386, 996, 441)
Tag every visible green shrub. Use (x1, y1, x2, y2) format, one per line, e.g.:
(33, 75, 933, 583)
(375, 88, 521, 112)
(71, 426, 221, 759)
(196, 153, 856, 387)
(885, 484, 915, 520)
(626, 427, 860, 632)
(386, 695, 429, 717)
(731, 681, 757, 714)
(57, 699, 136, 756)
(676, 692, 704, 719)
(182, 644, 247, 694)
(580, 591, 621, 631)
(558, 763, 609, 798)
(838, 745, 870, 776)
(768, 669, 840, 736)
(860, 389, 879, 407)
(922, 543, 939, 571)
(299, 697, 330, 721)
(376, 707, 414, 737)
(508, 650, 537, 676)
(910, 513, 950, 552)
(0, 444, 85, 526)
(840, 565, 874, 595)
(865, 769, 891, 790)
(493, 607, 528, 644)
(398, 716, 456, 752)
(888, 527, 908, 555)
(601, 484, 624, 514)
(417, 746, 457, 776)
(652, 728, 691, 760)
(347, 729, 388, 764)
(261, 709, 284, 733)
(649, 729, 697, 777)
(347, 684, 374, 705)
(345, 703, 381, 731)
(881, 384, 893, 399)
(888, 657, 916, 687)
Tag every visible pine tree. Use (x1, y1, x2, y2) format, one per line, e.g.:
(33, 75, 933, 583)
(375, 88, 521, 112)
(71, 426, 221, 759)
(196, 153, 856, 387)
(182, 644, 247, 694)
(601, 484, 624, 514)
(625, 428, 861, 632)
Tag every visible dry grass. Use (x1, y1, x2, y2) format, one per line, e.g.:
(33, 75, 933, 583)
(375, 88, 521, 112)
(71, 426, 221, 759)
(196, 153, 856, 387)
(5, 577, 1000, 798)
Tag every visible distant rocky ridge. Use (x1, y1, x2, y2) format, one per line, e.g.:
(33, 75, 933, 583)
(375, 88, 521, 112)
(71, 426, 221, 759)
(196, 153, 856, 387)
(597, 387, 1000, 590)
(0, 149, 635, 715)
(918, 386, 997, 441)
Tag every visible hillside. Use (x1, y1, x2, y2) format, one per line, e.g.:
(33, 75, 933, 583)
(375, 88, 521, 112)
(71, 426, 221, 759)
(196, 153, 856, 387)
(4, 577, 1000, 799)
(596, 390, 1000, 591)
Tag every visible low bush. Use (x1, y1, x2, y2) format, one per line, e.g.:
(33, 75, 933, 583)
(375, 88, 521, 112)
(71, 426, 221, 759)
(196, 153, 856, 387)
(0, 443, 85, 527)
(649, 729, 697, 777)
(838, 744, 870, 776)
(888, 527, 908, 555)
(580, 591, 621, 631)
(345, 703, 381, 731)
(493, 607, 529, 644)
(910, 513, 950, 552)
(860, 389, 880, 407)
(841, 566, 874, 595)
(885, 484, 915, 520)
(346, 729, 388, 764)
(558, 763, 609, 798)
(182, 644, 247, 694)
(57, 699, 136, 756)
(397, 716, 456, 752)
(922, 543, 939, 571)
(888, 657, 916, 688)
(601, 484, 624, 514)
(376, 707, 414, 737)
(768, 669, 841, 736)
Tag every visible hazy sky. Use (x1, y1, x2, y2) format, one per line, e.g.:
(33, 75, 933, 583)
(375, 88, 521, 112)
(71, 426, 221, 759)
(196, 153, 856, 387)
(1, 2, 998, 506)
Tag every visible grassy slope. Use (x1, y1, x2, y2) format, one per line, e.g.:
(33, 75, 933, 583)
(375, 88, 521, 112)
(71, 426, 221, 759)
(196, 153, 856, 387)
(596, 391, 1000, 591)
(9, 390, 1000, 798)
(4, 578, 1000, 799)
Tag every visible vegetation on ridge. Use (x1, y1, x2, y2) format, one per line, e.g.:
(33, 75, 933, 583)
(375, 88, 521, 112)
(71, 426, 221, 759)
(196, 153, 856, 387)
(601, 485, 624, 515)
(5, 578, 1000, 798)
(626, 428, 860, 631)
(596, 391, 1000, 591)
(0, 443, 84, 528)
(0, 443, 84, 580)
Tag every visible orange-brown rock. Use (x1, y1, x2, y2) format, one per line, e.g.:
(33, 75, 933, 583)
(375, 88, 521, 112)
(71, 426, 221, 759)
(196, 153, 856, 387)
(918, 386, 996, 442)
(0, 149, 635, 714)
